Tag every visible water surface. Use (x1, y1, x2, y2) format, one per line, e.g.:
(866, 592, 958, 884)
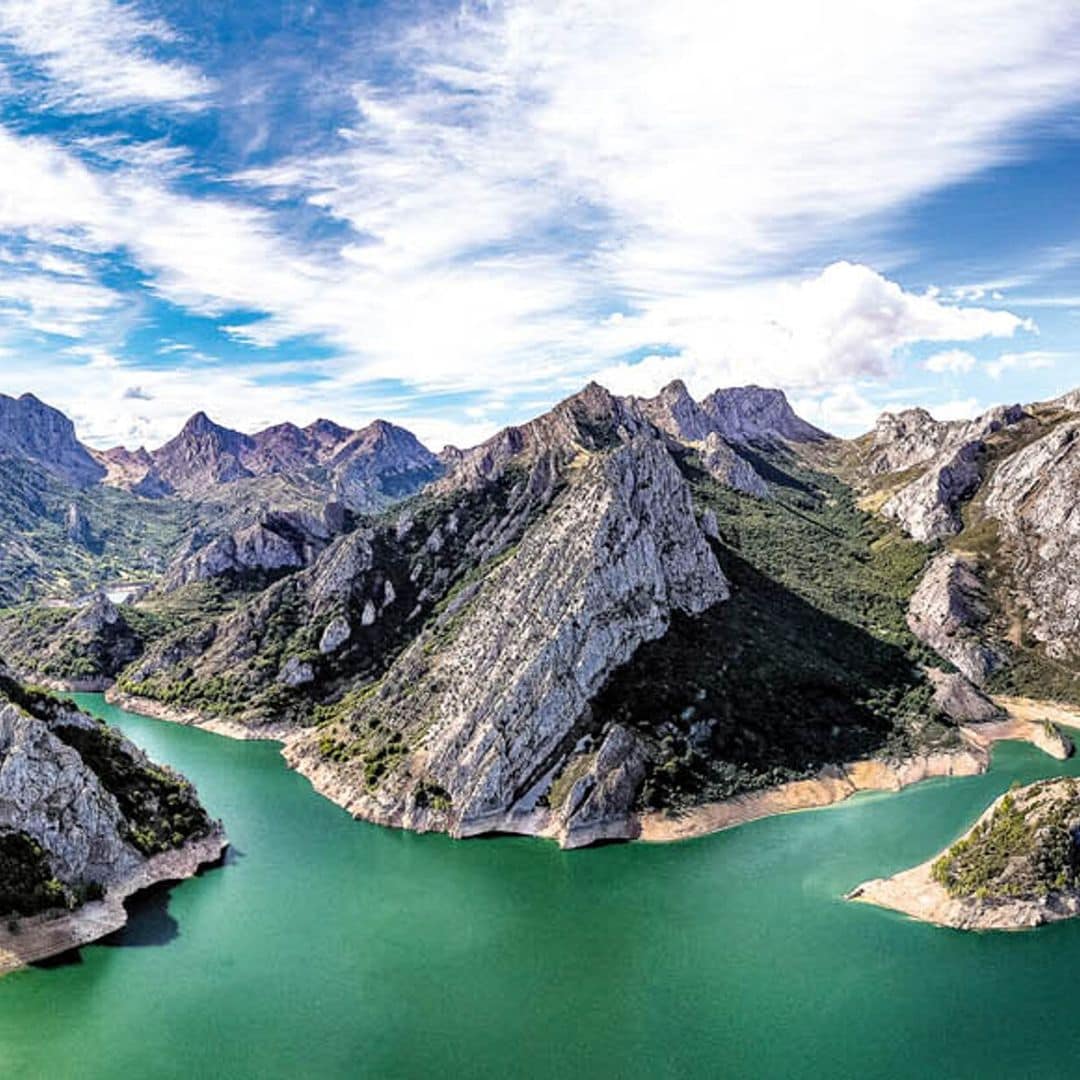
(2, 695, 1079, 1079)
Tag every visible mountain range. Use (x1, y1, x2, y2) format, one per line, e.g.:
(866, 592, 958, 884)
(1, 379, 1078, 847)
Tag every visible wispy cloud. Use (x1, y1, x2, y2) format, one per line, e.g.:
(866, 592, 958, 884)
(0, 0, 1077, 444)
(0, 0, 215, 111)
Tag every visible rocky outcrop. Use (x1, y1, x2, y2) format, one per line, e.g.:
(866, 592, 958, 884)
(699, 433, 769, 497)
(162, 508, 338, 590)
(284, 402, 729, 847)
(925, 668, 1001, 723)
(633, 380, 717, 442)
(95, 446, 172, 497)
(867, 408, 951, 475)
(849, 778, 1080, 930)
(0, 669, 223, 957)
(878, 405, 1025, 542)
(907, 553, 1003, 684)
(984, 419, 1080, 657)
(0, 393, 104, 488)
(700, 386, 829, 446)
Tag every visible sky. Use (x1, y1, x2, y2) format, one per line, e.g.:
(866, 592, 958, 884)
(1, 0, 1080, 451)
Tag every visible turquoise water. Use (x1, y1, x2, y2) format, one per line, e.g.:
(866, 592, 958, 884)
(2, 697, 1080, 1078)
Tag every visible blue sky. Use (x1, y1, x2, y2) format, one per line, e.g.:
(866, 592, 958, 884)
(0, 0, 1079, 449)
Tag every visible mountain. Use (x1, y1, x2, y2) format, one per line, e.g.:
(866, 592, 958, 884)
(700, 385, 830, 445)
(150, 411, 257, 494)
(0, 393, 104, 488)
(846, 390, 1080, 702)
(0, 665, 224, 966)
(105, 381, 969, 847)
(11, 377, 1080, 851)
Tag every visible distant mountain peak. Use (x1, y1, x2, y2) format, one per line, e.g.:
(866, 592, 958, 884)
(0, 391, 105, 488)
(701, 385, 829, 445)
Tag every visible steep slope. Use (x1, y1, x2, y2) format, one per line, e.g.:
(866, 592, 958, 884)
(700, 386, 830, 445)
(0, 667, 224, 965)
(0, 393, 104, 488)
(848, 390, 1080, 705)
(287, 431, 727, 847)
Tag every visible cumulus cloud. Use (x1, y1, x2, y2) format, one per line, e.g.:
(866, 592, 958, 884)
(0, 0, 1075, 435)
(593, 262, 1030, 400)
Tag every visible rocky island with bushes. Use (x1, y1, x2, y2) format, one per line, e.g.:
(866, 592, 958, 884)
(849, 776, 1080, 930)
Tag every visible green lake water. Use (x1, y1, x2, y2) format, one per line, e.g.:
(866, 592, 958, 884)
(3, 695, 1080, 1078)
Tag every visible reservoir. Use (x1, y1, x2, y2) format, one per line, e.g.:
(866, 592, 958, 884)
(2, 694, 1079, 1079)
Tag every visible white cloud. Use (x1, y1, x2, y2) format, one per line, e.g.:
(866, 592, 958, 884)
(924, 349, 978, 374)
(987, 350, 1061, 379)
(592, 262, 1029, 400)
(0, 0, 214, 111)
(0, 0, 1074, 433)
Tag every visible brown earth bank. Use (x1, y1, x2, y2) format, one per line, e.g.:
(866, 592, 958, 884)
(0, 827, 227, 975)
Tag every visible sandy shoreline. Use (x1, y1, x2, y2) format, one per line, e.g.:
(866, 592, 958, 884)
(0, 828, 228, 976)
(638, 699, 1080, 844)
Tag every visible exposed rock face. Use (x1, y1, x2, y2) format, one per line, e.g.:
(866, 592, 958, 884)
(162, 509, 336, 589)
(985, 419, 1080, 658)
(699, 432, 769, 497)
(95, 446, 172, 497)
(0, 393, 104, 488)
(868, 408, 951, 475)
(700, 386, 829, 445)
(925, 668, 1001, 723)
(907, 553, 1003, 684)
(285, 420, 728, 846)
(0, 669, 220, 919)
(65, 503, 93, 547)
(150, 412, 257, 494)
(328, 420, 442, 510)
(879, 405, 1025, 541)
(633, 380, 717, 442)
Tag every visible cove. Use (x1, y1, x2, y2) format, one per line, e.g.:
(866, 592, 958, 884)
(4, 697, 1080, 1078)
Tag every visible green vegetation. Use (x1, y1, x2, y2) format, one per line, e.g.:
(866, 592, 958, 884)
(52, 721, 213, 855)
(595, 446, 942, 810)
(0, 831, 69, 918)
(0, 456, 194, 607)
(932, 780, 1080, 900)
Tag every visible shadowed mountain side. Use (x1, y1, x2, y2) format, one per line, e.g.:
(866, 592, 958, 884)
(593, 547, 930, 808)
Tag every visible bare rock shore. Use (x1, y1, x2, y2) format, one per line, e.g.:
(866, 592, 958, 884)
(0, 827, 227, 975)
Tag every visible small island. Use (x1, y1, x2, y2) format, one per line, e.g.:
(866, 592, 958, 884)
(849, 777, 1080, 930)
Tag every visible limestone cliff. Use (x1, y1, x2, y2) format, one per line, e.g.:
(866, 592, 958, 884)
(285, 430, 727, 846)
(0, 669, 223, 932)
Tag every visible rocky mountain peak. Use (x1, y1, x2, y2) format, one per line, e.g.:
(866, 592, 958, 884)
(634, 379, 715, 442)
(700, 385, 829, 446)
(0, 391, 105, 488)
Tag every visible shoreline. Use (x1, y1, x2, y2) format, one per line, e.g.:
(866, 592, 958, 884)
(0, 827, 228, 976)
(104, 687, 294, 743)
(638, 702, 1080, 844)
(83, 687, 1080, 849)
(847, 791, 1080, 931)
